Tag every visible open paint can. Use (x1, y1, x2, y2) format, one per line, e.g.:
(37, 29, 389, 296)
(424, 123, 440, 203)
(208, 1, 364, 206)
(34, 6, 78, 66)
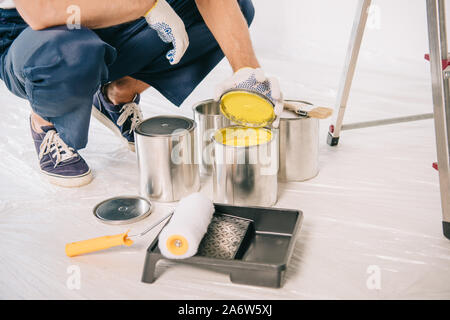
(212, 126, 279, 207)
(193, 99, 231, 176)
(135, 116, 200, 202)
(279, 100, 319, 181)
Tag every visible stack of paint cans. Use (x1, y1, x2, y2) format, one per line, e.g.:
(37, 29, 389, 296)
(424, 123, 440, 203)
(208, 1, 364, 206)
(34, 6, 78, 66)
(193, 91, 320, 207)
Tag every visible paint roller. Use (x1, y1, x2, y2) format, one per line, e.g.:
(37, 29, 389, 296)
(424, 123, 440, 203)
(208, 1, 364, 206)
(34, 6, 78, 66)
(157, 192, 215, 259)
(65, 192, 215, 259)
(65, 212, 173, 257)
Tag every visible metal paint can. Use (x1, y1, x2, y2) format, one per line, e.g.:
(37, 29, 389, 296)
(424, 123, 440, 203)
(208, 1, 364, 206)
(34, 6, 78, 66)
(278, 100, 319, 182)
(135, 116, 200, 202)
(193, 99, 231, 176)
(212, 126, 279, 207)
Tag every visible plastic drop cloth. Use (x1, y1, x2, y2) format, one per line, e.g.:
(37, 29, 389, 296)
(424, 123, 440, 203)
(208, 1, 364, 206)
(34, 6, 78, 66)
(0, 0, 449, 299)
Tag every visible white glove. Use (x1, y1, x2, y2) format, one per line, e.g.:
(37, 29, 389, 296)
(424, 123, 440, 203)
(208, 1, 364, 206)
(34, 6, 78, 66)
(215, 67, 284, 128)
(145, 0, 189, 65)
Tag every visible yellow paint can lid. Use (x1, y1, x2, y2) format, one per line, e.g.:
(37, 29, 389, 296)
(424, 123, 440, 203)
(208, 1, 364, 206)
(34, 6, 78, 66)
(220, 90, 275, 128)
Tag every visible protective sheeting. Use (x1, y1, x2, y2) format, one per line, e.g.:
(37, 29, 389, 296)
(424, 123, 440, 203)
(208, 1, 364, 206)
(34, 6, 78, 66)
(1, 0, 450, 299)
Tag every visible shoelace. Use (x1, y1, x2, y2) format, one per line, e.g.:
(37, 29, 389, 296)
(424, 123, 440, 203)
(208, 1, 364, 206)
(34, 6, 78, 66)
(116, 100, 143, 133)
(38, 130, 78, 168)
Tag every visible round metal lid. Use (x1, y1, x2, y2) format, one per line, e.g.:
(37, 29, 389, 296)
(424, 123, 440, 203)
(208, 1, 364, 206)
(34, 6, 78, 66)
(219, 90, 275, 128)
(93, 196, 152, 225)
(135, 116, 195, 137)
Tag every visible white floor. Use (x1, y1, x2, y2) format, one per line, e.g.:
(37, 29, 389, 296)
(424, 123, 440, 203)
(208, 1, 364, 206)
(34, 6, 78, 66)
(1, 0, 450, 299)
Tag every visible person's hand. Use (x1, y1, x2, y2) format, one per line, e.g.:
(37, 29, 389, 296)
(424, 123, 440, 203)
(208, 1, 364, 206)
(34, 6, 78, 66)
(145, 0, 189, 65)
(215, 67, 284, 128)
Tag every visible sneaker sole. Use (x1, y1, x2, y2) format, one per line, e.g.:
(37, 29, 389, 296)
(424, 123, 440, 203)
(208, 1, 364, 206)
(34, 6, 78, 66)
(41, 169, 93, 188)
(91, 105, 135, 152)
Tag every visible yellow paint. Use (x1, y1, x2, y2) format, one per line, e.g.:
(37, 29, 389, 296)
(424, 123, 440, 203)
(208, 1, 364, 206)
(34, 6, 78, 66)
(214, 127, 272, 147)
(166, 234, 189, 256)
(65, 231, 134, 257)
(220, 91, 275, 127)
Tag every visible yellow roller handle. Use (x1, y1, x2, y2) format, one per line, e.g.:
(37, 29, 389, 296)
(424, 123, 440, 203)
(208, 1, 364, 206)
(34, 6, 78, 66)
(65, 231, 134, 257)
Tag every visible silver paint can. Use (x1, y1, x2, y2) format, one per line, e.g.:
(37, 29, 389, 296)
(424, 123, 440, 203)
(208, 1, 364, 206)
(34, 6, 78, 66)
(278, 100, 319, 182)
(212, 126, 279, 207)
(135, 116, 200, 202)
(193, 99, 231, 176)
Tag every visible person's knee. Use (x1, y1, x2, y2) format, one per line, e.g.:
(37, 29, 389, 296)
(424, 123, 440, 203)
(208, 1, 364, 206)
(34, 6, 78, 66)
(24, 26, 113, 85)
(22, 27, 115, 116)
(238, 0, 255, 26)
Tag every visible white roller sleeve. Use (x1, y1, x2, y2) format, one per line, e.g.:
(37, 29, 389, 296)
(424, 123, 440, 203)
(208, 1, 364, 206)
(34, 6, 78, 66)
(158, 192, 215, 259)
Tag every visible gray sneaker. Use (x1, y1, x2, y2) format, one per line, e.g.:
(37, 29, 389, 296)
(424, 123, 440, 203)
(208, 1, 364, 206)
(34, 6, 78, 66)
(30, 118, 93, 187)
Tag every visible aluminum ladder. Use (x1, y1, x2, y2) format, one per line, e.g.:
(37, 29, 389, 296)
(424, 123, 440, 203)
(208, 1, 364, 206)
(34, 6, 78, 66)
(327, 0, 450, 239)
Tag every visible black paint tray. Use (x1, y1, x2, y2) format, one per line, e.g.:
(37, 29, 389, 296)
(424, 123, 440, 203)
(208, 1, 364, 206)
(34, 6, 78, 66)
(141, 203, 303, 288)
